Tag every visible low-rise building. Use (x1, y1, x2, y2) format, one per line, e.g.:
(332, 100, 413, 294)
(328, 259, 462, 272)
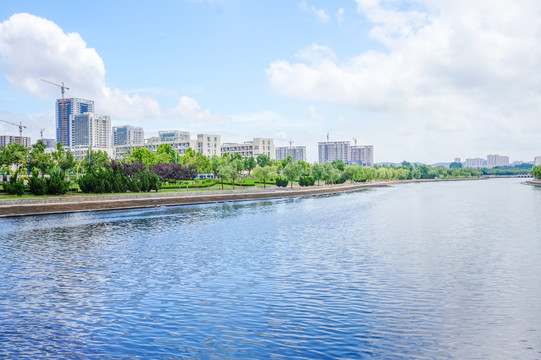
(113, 125, 144, 146)
(221, 138, 274, 159)
(0, 135, 31, 147)
(159, 130, 190, 142)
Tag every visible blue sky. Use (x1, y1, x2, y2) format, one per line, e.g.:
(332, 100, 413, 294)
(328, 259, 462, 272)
(1, 0, 540, 163)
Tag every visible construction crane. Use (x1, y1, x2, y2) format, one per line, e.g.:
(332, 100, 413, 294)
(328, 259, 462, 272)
(353, 137, 357, 146)
(41, 79, 70, 99)
(40, 128, 45, 139)
(288, 139, 294, 149)
(0, 119, 27, 145)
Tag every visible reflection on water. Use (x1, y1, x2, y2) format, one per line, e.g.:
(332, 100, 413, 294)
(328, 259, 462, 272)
(1, 179, 540, 359)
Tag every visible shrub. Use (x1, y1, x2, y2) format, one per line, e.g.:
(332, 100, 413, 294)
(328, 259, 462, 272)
(29, 175, 48, 195)
(47, 172, 70, 195)
(298, 175, 315, 187)
(275, 177, 288, 188)
(4, 176, 26, 196)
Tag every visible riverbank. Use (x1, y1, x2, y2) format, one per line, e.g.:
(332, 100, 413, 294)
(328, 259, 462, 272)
(0, 178, 480, 218)
(524, 179, 541, 187)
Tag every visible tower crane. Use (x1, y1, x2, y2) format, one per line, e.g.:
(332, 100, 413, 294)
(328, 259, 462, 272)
(0, 119, 27, 145)
(40, 128, 45, 139)
(288, 139, 294, 149)
(353, 137, 357, 146)
(41, 79, 70, 99)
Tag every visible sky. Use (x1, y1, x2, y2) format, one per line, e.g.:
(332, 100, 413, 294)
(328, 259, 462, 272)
(0, 0, 540, 164)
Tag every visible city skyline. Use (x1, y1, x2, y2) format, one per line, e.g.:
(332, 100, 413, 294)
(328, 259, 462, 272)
(0, 1, 540, 163)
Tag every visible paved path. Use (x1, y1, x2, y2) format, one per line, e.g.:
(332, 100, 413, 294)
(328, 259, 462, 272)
(0, 182, 391, 217)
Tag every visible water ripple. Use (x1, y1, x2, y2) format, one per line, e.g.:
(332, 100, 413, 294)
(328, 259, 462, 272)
(1, 179, 541, 359)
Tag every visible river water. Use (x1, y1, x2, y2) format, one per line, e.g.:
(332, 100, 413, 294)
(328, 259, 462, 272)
(1, 178, 540, 359)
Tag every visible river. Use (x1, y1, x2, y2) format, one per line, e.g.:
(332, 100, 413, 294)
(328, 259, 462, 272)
(1, 178, 540, 359)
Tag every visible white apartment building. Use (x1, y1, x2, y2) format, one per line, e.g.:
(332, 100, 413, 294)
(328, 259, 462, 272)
(70, 112, 112, 161)
(534, 156, 541, 166)
(465, 158, 487, 168)
(318, 141, 350, 163)
(113, 125, 144, 146)
(114, 139, 196, 160)
(197, 134, 221, 157)
(487, 154, 510, 168)
(71, 113, 111, 149)
(221, 138, 274, 159)
(0, 135, 31, 147)
(351, 145, 374, 166)
(276, 146, 306, 162)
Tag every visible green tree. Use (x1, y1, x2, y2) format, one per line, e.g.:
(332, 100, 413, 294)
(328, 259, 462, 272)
(194, 152, 211, 174)
(29, 140, 53, 174)
(256, 153, 271, 167)
(129, 147, 157, 167)
(332, 160, 346, 171)
(532, 166, 541, 179)
(0, 143, 29, 171)
(310, 163, 325, 185)
(210, 155, 225, 177)
(156, 143, 175, 164)
(282, 162, 302, 189)
(281, 155, 294, 168)
(244, 156, 256, 176)
(217, 163, 236, 189)
(322, 162, 340, 184)
(253, 165, 276, 188)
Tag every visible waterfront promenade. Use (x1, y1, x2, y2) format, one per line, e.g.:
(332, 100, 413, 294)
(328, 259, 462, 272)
(0, 178, 484, 217)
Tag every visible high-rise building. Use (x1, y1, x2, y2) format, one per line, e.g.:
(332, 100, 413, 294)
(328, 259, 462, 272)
(197, 134, 221, 157)
(276, 146, 307, 162)
(535, 156, 541, 166)
(487, 154, 510, 168)
(318, 141, 350, 163)
(350, 145, 374, 166)
(465, 158, 487, 168)
(159, 130, 190, 142)
(113, 125, 144, 146)
(56, 98, 94, 147)
(71, 113, 111, 148)
(0, 135, 31, 147)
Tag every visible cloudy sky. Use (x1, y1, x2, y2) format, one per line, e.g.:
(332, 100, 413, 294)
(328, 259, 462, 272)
(0, 0, 540, 163)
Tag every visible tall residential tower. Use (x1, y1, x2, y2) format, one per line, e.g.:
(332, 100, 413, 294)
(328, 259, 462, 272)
(56, 98, 94, 147)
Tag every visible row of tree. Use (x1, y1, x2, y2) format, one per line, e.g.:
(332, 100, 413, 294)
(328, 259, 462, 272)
(1, 140, 487, 196)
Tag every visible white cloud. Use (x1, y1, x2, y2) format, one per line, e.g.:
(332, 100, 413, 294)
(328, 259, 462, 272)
(336, 7, 345, 25)
(169, 96, 226, 124)
(0, 13, 162, 121)
(268, 0, 541, 161)
(299, 1, 330, 23)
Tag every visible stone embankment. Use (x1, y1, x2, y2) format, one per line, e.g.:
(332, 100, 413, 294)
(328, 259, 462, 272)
(0, 178, 478, 218)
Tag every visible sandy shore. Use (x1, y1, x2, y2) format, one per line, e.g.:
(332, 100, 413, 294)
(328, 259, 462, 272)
(0, 178, 478, 218)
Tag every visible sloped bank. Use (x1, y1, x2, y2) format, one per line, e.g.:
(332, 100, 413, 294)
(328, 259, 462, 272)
(0, 178, 479, 218)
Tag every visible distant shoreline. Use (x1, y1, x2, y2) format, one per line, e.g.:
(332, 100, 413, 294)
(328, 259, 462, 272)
(0, 177, 482, 218)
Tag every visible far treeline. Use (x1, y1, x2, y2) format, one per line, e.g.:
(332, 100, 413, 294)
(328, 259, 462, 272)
(0, 140, 538, 196)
